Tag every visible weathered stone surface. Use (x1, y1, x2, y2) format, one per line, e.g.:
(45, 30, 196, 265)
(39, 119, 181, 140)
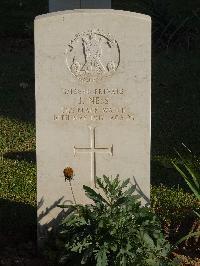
(35, 10, 151, 236)
(49, 0, 111, 12)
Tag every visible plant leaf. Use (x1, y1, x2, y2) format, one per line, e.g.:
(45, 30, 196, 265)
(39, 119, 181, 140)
(173, 230, 200, 248)
(184, 162, 200, 190)
(83, 185, 110, 205)
(121, 178, 130, 189)
(194, 210, 200, 218)
(113, 196, 128, 207)
(172, 161, 200, 201)
(96, 246, 108, 266)
(124, 185, 136, 196)
(81, 246, 93, 264)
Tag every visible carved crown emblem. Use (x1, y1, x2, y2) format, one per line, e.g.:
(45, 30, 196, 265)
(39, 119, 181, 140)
(66, 29, 120, 83)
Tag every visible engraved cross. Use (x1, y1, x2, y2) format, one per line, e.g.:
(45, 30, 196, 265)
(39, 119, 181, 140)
(74, 126, 113, 187)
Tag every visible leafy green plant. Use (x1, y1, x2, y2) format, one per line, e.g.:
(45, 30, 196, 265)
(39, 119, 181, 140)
(171, 147, 200, 247)
(171, 147, 200, 217)
(151, 185, 199, 243)
(56, 176, 177, 266)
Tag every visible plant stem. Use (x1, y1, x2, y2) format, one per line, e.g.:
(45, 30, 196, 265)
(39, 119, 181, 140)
(69, 180, 77, 205)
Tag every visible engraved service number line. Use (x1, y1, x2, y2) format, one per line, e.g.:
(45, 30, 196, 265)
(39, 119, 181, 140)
(74, 126, 113, 187)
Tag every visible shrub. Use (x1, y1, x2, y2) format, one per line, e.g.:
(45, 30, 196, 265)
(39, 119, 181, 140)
(151, 185, 200, 244)
(52, 176, 177, 266)
(172, 148, 200, 216)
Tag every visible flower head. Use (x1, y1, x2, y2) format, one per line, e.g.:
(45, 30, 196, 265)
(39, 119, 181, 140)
(63, 167, 74, 182)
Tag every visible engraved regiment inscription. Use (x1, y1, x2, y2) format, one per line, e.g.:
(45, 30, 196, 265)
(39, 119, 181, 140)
(66, 29, 120, 82)
(54, 86, 135, 122)
(54, 30, 134, 123)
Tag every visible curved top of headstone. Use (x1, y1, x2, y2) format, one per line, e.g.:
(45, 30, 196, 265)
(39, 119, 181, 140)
(35, 6, 151, 237)
(35, 9, 151, 22)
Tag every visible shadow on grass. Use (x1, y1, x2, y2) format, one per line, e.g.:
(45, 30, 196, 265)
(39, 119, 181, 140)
(0, 44, 35, 123)
(0, 199, 36, 247)
(3, 150, 36, 164)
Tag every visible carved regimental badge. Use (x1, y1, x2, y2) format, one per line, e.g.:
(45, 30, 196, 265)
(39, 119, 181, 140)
(66, 30, 120, 82)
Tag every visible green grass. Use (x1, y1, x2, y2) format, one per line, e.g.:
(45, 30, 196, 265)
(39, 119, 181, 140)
(0, 159, 36, 206)
(0, 38, 36, 207)
(0, 117, 36, 206)
(0, 117, 35, 152)
(0, 45, 36, 243)
(0, 117, 36, 244)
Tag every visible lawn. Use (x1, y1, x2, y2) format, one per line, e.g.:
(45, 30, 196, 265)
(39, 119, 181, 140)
(0, 0, 200, 265)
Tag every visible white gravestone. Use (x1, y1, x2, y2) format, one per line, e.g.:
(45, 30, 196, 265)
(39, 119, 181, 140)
(49, 0, 111, 12)
(35, 10, 151, 234)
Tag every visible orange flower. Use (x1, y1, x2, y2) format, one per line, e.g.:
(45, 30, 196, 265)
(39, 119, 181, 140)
(63, 167, 74, 181)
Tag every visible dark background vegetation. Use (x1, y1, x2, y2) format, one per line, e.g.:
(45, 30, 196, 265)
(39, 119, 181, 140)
(0, 0, 200, 264)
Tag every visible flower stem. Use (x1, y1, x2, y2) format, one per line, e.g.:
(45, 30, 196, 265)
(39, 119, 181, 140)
(69, 180, 77, 205)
